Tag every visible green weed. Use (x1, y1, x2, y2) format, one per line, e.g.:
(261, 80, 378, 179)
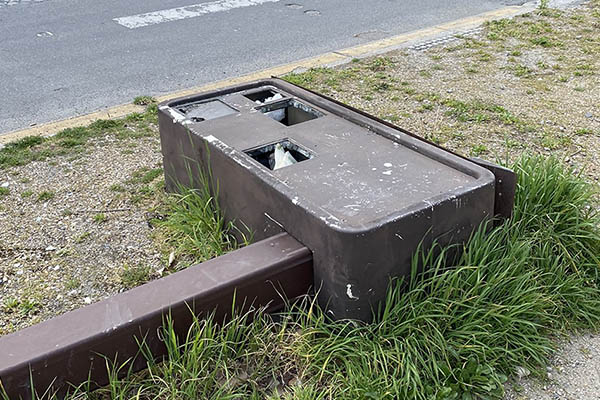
(575, 128, 593, 135)
(75, 231, 91, 243)
(120, 264, 151, 288)
(93, 213, 108, 223)
(37, 191, 55, 202)
(32, 156, 600, 400)
(133, 96, 157, 106)
(65, 279, 80, 290)
(0, 136, 46, 168)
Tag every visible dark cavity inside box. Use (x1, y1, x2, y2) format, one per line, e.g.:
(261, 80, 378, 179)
(158, 78, 499, 321)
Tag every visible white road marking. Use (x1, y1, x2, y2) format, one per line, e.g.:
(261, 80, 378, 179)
(114, 0, 281, 29)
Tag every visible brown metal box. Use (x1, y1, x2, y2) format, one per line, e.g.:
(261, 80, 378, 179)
(158, 78, 496, 321)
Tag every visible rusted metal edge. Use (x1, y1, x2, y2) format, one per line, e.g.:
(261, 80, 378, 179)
(0, 233, 313, 400)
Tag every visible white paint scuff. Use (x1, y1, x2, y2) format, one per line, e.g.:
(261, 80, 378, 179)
(204, 134, 218, 143)
(114, 0, 282, 29)
(161, 106, 185, 123)
(346, 284, 359, 300)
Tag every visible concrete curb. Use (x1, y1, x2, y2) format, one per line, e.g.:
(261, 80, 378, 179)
(0, 2, 536, 146)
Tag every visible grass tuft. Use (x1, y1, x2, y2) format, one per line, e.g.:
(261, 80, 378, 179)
(133, 96, 157, 106)
(119, 264, 151, 288)
(0, 136, 47, 168)
(26, 155, 599, 400)
(36, 191, 55, 202)
(155, 167, 249, 266)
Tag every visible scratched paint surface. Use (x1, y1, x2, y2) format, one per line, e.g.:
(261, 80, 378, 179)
(165, 85, 481, 228)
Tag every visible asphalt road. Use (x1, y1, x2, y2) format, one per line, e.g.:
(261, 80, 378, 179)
(0, 0, 526, 135)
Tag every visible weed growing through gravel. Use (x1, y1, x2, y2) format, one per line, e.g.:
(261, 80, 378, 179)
(140, 168, 162, 184)
(132, 96, 157, 106)
(0, 187, 8, 197)
(92, 213, 108, 223)
(74, 231, 91, 243)
(65, 279, 81, 290)
(119, 264, 151, 288)
(36, 191, 54, 202)
(20, 155, 598, 400)
(2, 297, 39, 318)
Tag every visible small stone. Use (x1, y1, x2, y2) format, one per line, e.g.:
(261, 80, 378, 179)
(1, 182, 8, 188)
(45, 245, 56, 251)
(515, 366, 531, 380)
(585, 112, 593, 118)
(83, 297, 92, 304)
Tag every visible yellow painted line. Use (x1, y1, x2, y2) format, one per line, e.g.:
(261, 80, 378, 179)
(1, 3, 535, 146)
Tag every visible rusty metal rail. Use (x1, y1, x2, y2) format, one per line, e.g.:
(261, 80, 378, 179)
(0, 233, 313, 399)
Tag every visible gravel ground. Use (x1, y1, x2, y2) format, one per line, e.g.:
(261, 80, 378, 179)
(1, 1, 599, 398)
(504, 334, 600, 399)
(0, 133, 166, 334)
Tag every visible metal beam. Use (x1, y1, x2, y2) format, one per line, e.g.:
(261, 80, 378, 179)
(0, 233, 313, 399)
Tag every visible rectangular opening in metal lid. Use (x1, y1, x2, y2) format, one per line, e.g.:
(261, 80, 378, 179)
(176, 99, 237, 122)
(258, 99, 323, 126)
(243, 89, 283, 104)
(245, 139, 313, 170)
